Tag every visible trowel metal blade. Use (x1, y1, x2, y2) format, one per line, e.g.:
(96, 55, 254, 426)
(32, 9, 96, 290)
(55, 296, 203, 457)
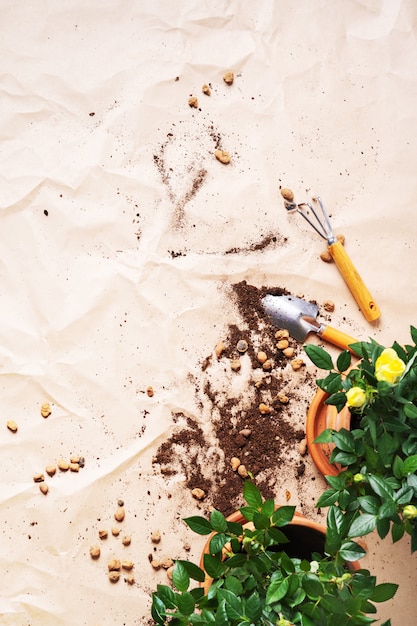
(261, 294, 319, 342)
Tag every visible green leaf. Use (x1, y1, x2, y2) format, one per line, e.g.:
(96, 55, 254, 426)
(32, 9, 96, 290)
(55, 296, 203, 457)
(203, 553, 225, 579)
(176, 591, 196, 616)
(358, 496, 379, 515)
(184, 516, 213, 535)
(325, 505, 344, 553)
(238, 506, 254, 522)
(151, 594, 168, 625)
(349, 513, 377, 538)
(244, 592, 262, 621)
(332, 428, 356, 453)
(172, 561, 190, 592)
(391, 521, 405, 543)
(313, 428, 333, 444)
(266, 576, 289, 603)
(304, 344, 334, 369)
(253, 511, 270, 530)
(339, 540, 366, 561)
(316, 488, 339, 508)
(370, 583, 399, 602)
(224, 575, 243, 595)
(210, 510, 228, 533)
(330, 450, 357, 466)
(368, 475, 394, 499)
(378, 500, 398, 520)
(401, 454, 417, 476)
(337, 350, 352, 372)
(154, 584, 177, 609)
(393, 455, 404, 480)
(217, 589, 242, 620)
(376, 517, 390, 539)
(395, 486, 414, 505)
(243, 481, 263, 509)
(326, 392, 348, 412)
(404, 403, 417, 419)
(271, 505, 296, 527)
(302, 574, 324, 599)
(260, 498, 275, 519)
(322, 372, 344, 394)
(209, 532, 228, 554)
(175, 560, 205, 583)
(267, 527, 290, 545)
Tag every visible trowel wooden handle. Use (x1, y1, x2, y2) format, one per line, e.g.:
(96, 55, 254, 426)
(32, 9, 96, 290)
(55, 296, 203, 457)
(318, 325, 359, 354)
(328, 240, 381, 322)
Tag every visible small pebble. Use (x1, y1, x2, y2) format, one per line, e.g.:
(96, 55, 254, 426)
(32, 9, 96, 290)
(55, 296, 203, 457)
(117, 499, 124, 507)
(276, 339, 289, 350)
(277, 392, 289, 404)
(151, 530, 161, 544)
(323, 300, 335, 312)
(280, 188, 294, 202)
(237, 465, 248, 478)
(188, 96, 198, 108)
(202, 84, 211, 95)
(39, 483, 49, 495)
(291, 358, 305, 371)
(124, 574, 135, 585)
(215, 340, 226, 358)
(259, 403, 271, 415)
(230, 457, 241, 471)
(160, 557, 174, 569)
(108, 559, 121, 571)
(337, 234, 345, 245)
(236, 339, 248, 353)
(69, 463, 80, 472)
(239, 428, 251, 438)
(70, 455, 80, 464)
(262, 359, 273, 371)
(166, 565, 174, 580)
(108, 571, 120, 583)
(111, 527, 120, 537)
(223, 71, 234, 85)
(215, 149, 231, 164)
(150, 559, 162, 570)
(320, 250, 333, 263)
(33, 473, 44, 483)
(57, 459, 70, 472)
(283, 347, 295, 358)
(298, 439, 308, 456)
(6, 420, 18, 433)
(122, 560, 134, 571)
(114, 507, 125, 522)
(146, 386, 154, 397)
(122, 535, 131, 546)
(40, 402, 51, 418)
(230, 358, 241, 372)
(46, 465, 56, 477)
(90, 545, 101, 559)
(257, 351, 267, 364)
(191, 488, 205, 500)
(98, 529, 108, 540)
(275, 329, 290, 340)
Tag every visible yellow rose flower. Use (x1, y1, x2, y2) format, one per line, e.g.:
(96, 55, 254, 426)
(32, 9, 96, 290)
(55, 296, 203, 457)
(346, 386, 367, 408)
(375, 348, 406, 385)
(403, 505, 417, 520)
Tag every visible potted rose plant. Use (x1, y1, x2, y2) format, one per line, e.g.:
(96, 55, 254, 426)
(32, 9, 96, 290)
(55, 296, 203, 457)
(151, 481, 396, 625)
(305, 328, 417, 552)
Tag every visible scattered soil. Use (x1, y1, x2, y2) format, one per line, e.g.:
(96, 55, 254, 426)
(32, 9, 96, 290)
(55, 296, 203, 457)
(153, 281, 319, 515)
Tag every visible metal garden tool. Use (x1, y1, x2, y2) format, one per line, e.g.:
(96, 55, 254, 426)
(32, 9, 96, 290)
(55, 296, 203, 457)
(284, 195, 381, 323)
(262, 293, 359, 353)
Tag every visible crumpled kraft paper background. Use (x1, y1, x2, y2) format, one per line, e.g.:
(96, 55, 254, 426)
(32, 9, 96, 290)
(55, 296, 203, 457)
(0, 1, 416, 624)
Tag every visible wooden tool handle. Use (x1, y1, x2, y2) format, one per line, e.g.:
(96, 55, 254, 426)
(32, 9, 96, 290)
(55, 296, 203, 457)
(328, 240, 381, 322)
(318, 325, 359, 353)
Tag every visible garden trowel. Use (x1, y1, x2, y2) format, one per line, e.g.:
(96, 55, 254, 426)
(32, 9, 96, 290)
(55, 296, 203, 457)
(261, 293, 358, 353)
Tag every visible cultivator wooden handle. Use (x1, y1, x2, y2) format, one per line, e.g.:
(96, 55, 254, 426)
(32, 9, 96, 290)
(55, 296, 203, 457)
(328, 240, 381, 323)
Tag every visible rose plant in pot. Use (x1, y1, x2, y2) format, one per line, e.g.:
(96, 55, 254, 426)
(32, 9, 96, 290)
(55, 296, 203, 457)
(305, 328, 417, 552)
(151, 481, 396, 625)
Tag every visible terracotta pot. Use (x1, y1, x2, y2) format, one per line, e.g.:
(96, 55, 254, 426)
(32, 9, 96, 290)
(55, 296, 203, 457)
(199, 507, 359, 594)
(306, 388, 351, 477)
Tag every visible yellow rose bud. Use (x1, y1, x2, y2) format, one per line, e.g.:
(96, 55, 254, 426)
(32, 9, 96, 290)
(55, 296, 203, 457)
(375, 348, 406, 385)
(353, 473, 365, 483)
(403, 505, 417, 520)
(346, 387, 367, 408)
